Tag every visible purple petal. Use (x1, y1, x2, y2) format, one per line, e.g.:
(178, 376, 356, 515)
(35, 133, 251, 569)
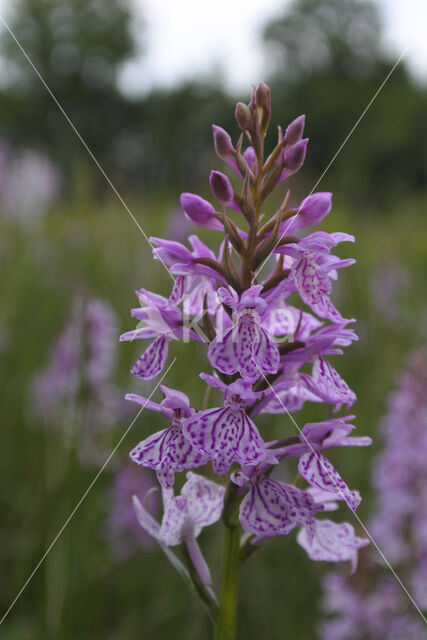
(159, 495, 187, 545)
(239, 476, 318, 542)
(132, 495, 161, 540)
(290, 193, 332, 232)
(294, 255, 332, 307)
(150, 237, 193, 266)
(209, 170, 234, 206)
(169, 275, 186, 305)
(208, 317, 279, 382)
(260, 382, 322, 416)
(130, 426, 207, 488)
(218, 286, 239, 309)
(183, 407, 266, 474)
(158, 472, 224, 547)
(181, 472, 225, 533)
(131, 336, 170, 380)
(180, 192, 223, 230)
(298, 451, 361, 511)
(199, 372, 227, 393)
(310, 295, 353, 324)
(212, 124, 239, 174)
(302, 357, 356, 410)
(125, 392, 166, 416)
(284, 114, 305, 146)
(243, 146, 257, 171)
(297, 519, 369, 573)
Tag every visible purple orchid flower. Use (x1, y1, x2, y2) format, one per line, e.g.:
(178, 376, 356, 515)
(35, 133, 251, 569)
(182, 374, 268, 474)
(298, 451, 361, 511)
(279, 415, 372, 458)
(127, 386, 208, 488)
(212, 124, 239, 174)
(275, 231, 355, 322)
(133, 471, 224, 586)
(120, 289, 182, 380)
(237, 472, 322, 543)
(120, 281, 216, 380)
(282, 323, 359, 364)
(281, 192, 332, 234)
(180, 192, 224, 230)
(150, 234, 228, 284)
(208, 285, 280, 382)
(278, 138, 309, 184)
(297, 520, 369, 574)
(119, 84, 370, 629)
(301, 356, 357, 411)
(253, 373, 323, 416)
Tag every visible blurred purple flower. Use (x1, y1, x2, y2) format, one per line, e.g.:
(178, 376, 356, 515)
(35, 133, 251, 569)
(320, 350, 427, 638)
(0, 139, 61, 222)
(107, 463, 158, 561)
(31, 296, 125, 465)
(370, 261, 409, 327)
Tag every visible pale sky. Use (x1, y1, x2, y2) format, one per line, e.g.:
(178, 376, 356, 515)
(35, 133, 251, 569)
(118, 0, 427, 96)
(0, 0, 427, 95)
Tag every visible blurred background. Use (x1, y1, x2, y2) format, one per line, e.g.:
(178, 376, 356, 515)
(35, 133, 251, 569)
(0, 0, 426, 638)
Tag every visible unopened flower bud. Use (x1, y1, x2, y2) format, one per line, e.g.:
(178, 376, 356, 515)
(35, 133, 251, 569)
(284, 138, 308, 171)
(212, 124, 239, 175)
(284, 115, 306, 146)
(235, 102, 252, 131)
(243, 146, 257, 172)
(255, 81, 271, 132)
(255, 81, 271, 113)
(212, 125, 234, 158)
(248, 85, 257, 112)
(180, 192, 223, 230)
(209, 170, 234, 206)
(291, 192, 333, 231)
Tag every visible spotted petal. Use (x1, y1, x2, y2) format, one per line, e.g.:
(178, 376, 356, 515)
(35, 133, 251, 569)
(294, 254, 332, 306)
(159, 495, 188, 545)
(181, 472, 225, 535)
(297, 519, 369, 573)
(208, 318, 279, 382)
(239, 476, 319, 543)
(310, 295, 353, 324)
(298, 451, 361, 511)
(169, 275, 186, 305)
(183, 407, 266, 474)
(260, 381, 322, 415)
(302, 357, 356, 410)
(159, 472, 224, 545)
(130, 426, 208, 488)
(131, 335, 170, 380)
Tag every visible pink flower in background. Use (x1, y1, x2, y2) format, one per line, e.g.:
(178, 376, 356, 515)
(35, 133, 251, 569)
(370, 261, 409, 327)
(320, 350, 427, 639)
(107, 464, 159, 561)
(0, 139, 60, 222)
(31, 296, 125, 465)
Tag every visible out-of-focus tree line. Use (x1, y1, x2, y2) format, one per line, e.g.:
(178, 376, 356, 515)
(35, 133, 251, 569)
(0, 0, 426, 207)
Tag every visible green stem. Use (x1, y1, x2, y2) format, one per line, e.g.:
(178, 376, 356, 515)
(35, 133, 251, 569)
(214, 524, 241, 640)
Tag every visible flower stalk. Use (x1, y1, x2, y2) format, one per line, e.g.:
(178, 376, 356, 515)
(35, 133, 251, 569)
(215, 522, 241, 640)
